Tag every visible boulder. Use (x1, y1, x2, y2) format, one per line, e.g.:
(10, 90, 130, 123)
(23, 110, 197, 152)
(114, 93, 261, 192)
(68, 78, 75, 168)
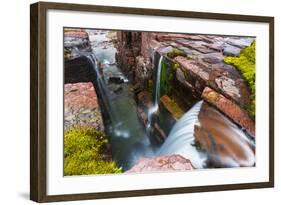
(126, 155, 193, 173)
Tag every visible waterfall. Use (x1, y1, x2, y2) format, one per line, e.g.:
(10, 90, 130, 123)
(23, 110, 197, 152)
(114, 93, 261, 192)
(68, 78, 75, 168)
(154, 55, 163, 108)
(87, 54, 113, 122)
(146, 56, 163, 131)
(157, 101, 207, 168)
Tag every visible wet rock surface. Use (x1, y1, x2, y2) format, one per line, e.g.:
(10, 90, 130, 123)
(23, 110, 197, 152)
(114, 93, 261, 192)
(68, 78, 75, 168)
(64, 29, 92, 59)
(195, 102, 255, 167)
(126, 154, 193, 173)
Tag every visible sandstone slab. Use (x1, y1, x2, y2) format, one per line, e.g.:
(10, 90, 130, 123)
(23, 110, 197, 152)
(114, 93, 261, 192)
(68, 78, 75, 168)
(174, 56, 210, 82)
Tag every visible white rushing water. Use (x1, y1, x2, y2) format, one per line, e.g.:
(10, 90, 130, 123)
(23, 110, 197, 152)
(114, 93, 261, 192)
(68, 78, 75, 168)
(157, 101, 207, 168)
(154, 56, 163, 108)
(146, 56, 163, 131)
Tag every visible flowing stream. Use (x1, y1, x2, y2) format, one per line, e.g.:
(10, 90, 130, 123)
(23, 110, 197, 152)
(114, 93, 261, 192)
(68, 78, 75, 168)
(79, 29, 255, 171)
(86, 30, 156, 170)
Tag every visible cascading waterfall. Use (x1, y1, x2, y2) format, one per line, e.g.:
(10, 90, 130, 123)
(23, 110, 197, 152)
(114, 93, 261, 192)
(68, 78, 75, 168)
(146, 56, 163, 131)
(87, 54, 113, 122)
(154, 55, 163, 108)
(86, 31, 156, 170)
(157, 101, 207, 168)
(145, 56, 206, 169)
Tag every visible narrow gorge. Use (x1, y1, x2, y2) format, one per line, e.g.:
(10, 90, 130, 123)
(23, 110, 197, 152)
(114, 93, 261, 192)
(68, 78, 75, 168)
(63, 28, 256, 175)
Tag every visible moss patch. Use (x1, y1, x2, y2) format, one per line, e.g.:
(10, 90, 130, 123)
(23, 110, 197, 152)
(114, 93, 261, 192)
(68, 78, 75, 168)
(64, 48, 71, 60)
(224, 41, 256, 118)
(173, 63, 180, 71)
(167, 48, 185, 59)
(64, 126, 121, 176)
(147, 79, 153, 94)
(160, 59, 172, 96)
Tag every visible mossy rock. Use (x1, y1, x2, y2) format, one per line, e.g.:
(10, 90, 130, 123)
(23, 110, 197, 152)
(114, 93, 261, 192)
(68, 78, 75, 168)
(64, 126, 122, 176)
(224, 41, 256, 118)
(160, 58, 172, 96)
(173, 63, 180, 71)
(160, 95, 184, 120)
(148, 79, 153, 94)
(167, 48, 185, 59)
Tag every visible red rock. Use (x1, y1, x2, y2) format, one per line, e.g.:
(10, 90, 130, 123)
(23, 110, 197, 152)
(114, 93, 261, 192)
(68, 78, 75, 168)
(141, 32, 159, 59)
(174, 56, 209, 81)
(201, 87, 255, 136)
(126, 155, 193, 173)
(64, 82, 100, 113)
(64, 82, 104, 131)
(64, 30, 89, 39)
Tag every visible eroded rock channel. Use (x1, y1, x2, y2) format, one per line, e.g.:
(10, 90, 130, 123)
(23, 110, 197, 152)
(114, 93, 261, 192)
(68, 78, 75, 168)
(63, 28, 256, 175)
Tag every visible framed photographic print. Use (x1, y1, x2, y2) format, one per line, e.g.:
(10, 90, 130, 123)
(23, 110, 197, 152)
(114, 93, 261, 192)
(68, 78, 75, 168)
(30, 1, 274, 202)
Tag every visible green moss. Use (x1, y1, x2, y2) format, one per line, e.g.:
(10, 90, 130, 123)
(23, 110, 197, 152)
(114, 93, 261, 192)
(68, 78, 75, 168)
(224, 41, 256, 118)
(173, 63, 180, 71)
(186, 54, 195, 59)
(147, 79, 153, 93)
(167, 48, 185, 59)
(64, 126, 121, 176)
(160, 59, 173, 96)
